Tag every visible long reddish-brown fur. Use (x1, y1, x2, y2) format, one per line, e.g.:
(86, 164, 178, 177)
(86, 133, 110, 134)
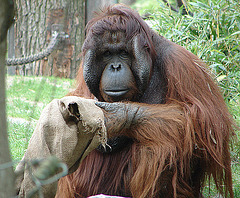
(56, 4, 235, 198)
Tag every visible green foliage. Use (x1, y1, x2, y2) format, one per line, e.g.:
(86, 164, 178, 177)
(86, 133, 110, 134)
(134, 0, 240, 102)
(131, 0, 162, 14)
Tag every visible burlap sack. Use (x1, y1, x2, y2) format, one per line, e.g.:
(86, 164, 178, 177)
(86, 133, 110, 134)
(16, 96, 107, 198)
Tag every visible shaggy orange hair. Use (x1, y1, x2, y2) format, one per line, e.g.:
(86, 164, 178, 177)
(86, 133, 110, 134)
(57, 4, 234, 198)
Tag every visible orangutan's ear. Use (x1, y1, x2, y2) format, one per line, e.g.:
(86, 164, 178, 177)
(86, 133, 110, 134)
(132, 35, 152, 93)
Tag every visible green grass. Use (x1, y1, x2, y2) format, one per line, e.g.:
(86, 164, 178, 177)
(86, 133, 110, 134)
(7, 76, 74, 160)
(8, 121, 34, 160)
(7, 76, 73, 119)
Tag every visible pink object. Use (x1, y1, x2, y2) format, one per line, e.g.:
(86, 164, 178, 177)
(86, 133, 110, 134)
(89, 195, 130, 198)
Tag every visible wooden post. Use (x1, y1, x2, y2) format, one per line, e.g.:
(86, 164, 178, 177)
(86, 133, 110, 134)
(0, 0, 15, 197)
(7, 23, 16, 75)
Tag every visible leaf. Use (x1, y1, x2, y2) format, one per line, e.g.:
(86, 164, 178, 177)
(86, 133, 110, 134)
(190, 2, 210, 10)
(231, 31, 240, 36)
(216, 75, 226, 82)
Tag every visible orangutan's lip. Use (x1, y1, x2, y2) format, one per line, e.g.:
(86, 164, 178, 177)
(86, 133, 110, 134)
(104, 89, 129, 97)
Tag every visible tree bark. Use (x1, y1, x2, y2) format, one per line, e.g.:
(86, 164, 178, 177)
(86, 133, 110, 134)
(0, 0, 15, 197)
(14, 0, 85, 78)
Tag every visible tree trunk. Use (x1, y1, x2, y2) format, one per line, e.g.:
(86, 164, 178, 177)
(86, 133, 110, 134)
(0, 0, 15, 197)
(14, 0, 85, 78)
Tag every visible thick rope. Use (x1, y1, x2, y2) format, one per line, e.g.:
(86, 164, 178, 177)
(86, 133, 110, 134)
(6, 32, 67, 66)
